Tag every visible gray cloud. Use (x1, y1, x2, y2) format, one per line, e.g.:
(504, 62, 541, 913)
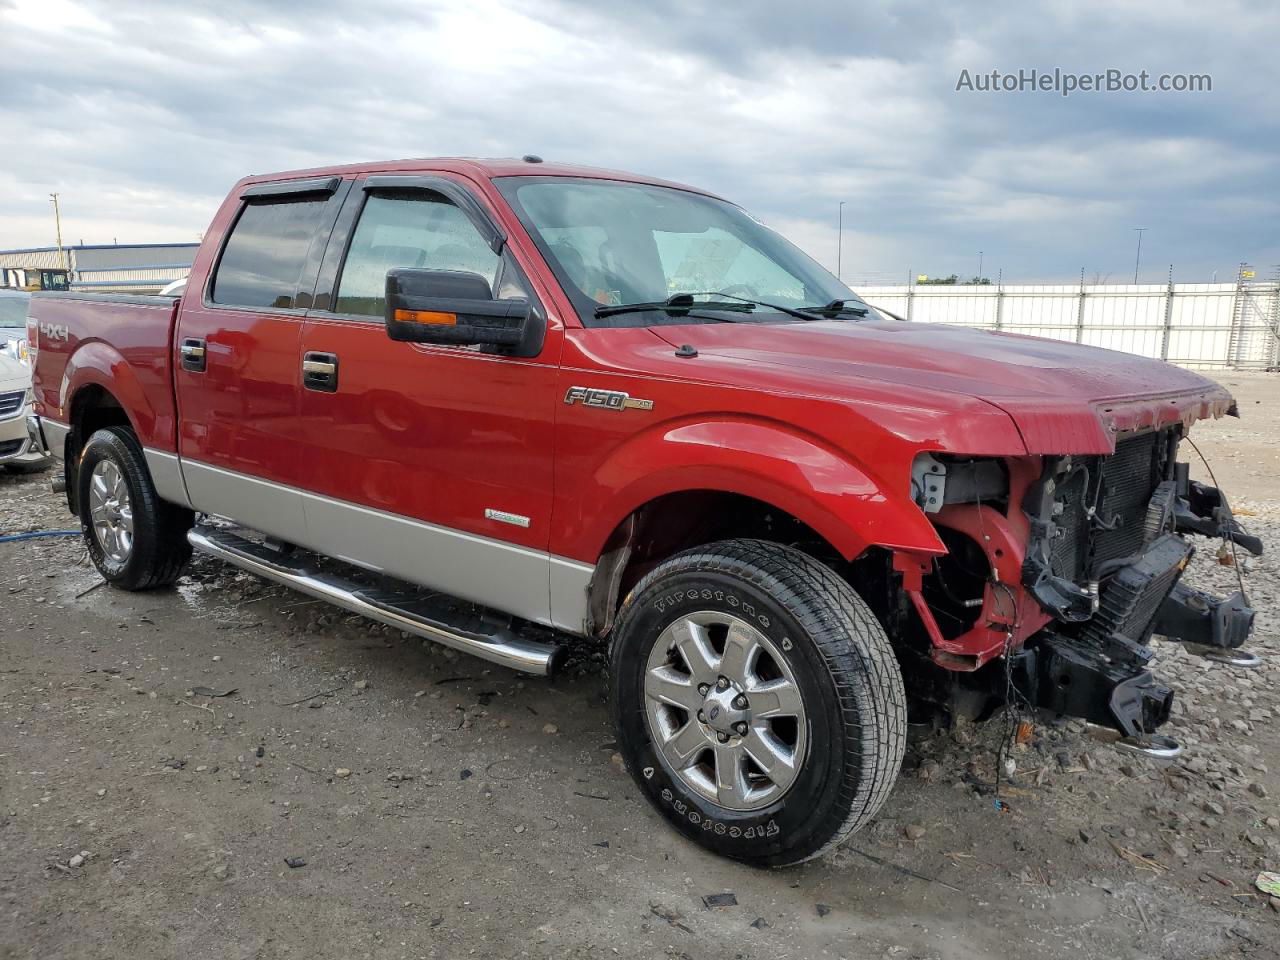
(0, 0, 1274, 283)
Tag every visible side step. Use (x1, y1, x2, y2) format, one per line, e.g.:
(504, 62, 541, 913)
(188, 526, 566, 676)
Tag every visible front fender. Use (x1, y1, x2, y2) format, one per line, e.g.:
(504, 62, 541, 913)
(582, 416, 945, 561)
(60, 341, 168, 447)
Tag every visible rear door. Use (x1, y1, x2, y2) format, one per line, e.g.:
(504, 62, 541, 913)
(294, 173, 569, 626)
(175, 177, 350, 542)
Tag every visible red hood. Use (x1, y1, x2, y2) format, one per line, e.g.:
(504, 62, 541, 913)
(651, 320, 1235, 454)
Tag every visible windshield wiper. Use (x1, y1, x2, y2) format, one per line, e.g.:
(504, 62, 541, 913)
(798, 299, 870, 318)
(665, 291, 821, 322)
(594, 293, 757, 319)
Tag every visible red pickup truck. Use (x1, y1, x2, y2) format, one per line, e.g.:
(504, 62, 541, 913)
(30, 157, 1261, 866)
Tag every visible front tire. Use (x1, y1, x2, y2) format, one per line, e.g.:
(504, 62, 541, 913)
(77, 427, 193, 590)
(609, 539, 906, 867)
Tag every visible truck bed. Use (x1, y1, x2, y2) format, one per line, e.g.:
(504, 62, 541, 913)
(30, 292, 182, 451)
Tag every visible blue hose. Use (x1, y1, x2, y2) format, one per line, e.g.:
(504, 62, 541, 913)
(0, 529, 81, 544)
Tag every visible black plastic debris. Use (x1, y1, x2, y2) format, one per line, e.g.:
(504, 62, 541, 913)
(284, 856, 307, 869)
(460, 769, 473, 780)
(815, 903, 831, 917)
(703, 892, 737, 909)
(750, 917, 769, 929)
(255, 746, 265, 758)
(593, 841, 610, 848)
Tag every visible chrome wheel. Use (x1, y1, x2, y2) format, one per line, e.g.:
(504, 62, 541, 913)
(88, 459, 134, 564)
(643, 611, 807, 811)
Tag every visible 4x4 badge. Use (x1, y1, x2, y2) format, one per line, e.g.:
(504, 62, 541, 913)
(564, 385, 654, 412)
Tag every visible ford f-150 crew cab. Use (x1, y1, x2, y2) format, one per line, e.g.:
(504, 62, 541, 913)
(30, 157, 1263, 866)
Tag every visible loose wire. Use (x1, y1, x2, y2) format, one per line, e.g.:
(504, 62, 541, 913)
(1182, 435, 1248, 598)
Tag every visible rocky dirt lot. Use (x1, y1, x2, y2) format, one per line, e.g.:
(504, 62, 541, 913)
(2, 374, 1278, 960)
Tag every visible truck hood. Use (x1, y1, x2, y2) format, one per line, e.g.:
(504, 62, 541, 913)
(650, 319, 1235, 454)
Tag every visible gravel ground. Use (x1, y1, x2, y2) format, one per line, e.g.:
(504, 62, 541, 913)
(1, 373, 1278, 960)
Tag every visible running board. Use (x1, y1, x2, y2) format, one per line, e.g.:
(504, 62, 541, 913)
(188, 526, 566, 676)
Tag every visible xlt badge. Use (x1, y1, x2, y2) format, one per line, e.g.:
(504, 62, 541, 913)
(563, 385, 654, 411)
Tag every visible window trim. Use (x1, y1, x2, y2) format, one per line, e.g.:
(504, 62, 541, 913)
(241, 176, 341, 200)
(361, 175, 506, 254)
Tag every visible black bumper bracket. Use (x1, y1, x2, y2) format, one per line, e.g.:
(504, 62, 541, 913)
(1152, 582, 1254, 650)
(1173, 476, 1263, 556)
(1013, 634, 1174, 740)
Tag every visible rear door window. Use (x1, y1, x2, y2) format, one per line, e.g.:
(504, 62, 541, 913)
(211, 198, 330, 308)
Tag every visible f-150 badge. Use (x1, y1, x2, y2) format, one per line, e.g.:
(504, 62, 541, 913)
(563, 385, 654, 411)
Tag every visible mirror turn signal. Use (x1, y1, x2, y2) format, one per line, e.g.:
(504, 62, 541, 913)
(393, 309, 457, 326)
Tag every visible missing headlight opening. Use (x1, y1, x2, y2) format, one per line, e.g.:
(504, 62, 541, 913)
(903, 429, 1261, 758)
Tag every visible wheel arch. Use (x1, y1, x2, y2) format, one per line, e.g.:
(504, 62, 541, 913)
(584, 482, 941, 638)
(63, 383, 137, 513)
(59, 341, 161, 447)
(577, 417, 944, 563)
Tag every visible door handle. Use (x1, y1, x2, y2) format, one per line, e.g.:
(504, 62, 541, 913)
(302, 351, 339, 392)
(180, 338, 206, 372)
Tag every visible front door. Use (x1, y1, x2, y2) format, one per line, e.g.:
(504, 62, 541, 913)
(295, 174, 567, 626)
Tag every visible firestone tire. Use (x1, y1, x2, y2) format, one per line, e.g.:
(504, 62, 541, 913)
(609, 539, 906, 867)
(77, 427, 194, 590)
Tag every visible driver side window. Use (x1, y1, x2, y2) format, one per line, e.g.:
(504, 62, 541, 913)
(335, 191, 523, 317)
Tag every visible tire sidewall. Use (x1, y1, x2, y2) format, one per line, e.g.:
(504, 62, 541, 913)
(611, 565, 856, 865)
(78, 429, 150, 586)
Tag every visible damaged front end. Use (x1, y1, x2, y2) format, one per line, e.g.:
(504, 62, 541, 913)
(896, 426, 1262, 756)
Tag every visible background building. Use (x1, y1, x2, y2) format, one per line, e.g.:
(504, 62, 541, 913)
(0, 242, 198, 294)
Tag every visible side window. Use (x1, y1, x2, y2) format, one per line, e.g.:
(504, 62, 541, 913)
(211, 197, 330, 308)
(334, 191, 519, 317)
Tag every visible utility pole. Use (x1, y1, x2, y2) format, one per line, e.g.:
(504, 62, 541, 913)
(1133, 227, 1147, 284)
(50, 193, 68, 271)
(978, 250, 984, 282)
(836, 201, 845, 281)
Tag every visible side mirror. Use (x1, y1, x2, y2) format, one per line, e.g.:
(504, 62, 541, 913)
(384, 268, 536, 352)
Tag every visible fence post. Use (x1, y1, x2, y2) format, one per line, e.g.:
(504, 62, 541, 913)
(1075, 268, 1086, 343)
(1269, 267, 1280, 370)
(1160, 265, 1175, 360)
(993, 269, 1004, 330)
(1226, 263, 1246, 369)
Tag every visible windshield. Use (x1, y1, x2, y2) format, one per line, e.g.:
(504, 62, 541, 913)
(0, 293, 30, 329)
(495, 177, 870, 327)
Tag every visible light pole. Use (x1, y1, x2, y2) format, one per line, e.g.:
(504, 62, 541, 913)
(836, 201, 845, 281)
(1133, 228, 1147, 284)
(978, 250, 984, 282)
(50, 193, 67, 271)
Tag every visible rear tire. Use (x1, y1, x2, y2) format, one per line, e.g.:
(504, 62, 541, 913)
(609, 539, 906, 867)
(77, 427, 193, 590)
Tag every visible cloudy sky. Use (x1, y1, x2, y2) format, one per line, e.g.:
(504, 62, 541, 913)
(1, 0, 1276, 284)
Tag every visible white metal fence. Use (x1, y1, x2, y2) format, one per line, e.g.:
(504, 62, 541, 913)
(855, 274, 1280, 371)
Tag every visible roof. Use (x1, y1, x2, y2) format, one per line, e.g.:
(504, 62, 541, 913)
(238, 156, 722, 199)
(0, 242, 200, 256)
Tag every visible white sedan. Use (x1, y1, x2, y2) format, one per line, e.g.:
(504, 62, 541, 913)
(0, 290, 51, 472)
